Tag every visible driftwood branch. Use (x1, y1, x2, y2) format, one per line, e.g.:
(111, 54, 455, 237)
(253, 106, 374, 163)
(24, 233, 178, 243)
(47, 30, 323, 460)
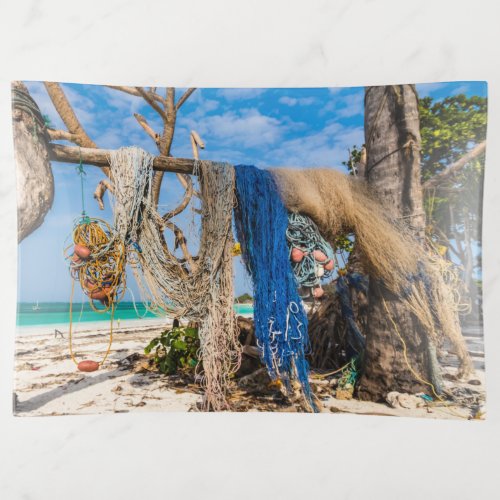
(93, 179, 114, 210)
(105, 85, 166, 105)
(43, 82, 111, 177)
(423, 141, 486, 190)
(163, 221, 197, 272)
(162, 175, 194, 221)
(190, 130, 205, 160)
(44, 83, 97, 149)
(135, 87, 168, 121)
(134, 113, 161, 146)
(46, 128, 79, 143)
(48, 143, 196, 174)
(176, 88, 196, 111)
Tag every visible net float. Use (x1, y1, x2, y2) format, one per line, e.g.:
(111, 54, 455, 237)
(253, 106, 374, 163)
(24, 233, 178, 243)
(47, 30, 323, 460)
(324, 259, 334, 271)
(89, 285, 112, 301)
(84, 279, 98, 291)
(316, 265, 325, 277)
(77, 360, 100, 372)
(99, 296, 111, 306)
(74, 244, 91, 260)
(313, 287, 324, 299)
(291, 247, 305, 263)
(312, 249, 327, 262)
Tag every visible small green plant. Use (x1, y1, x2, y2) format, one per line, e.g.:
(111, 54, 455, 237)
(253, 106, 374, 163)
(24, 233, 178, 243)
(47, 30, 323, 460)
(144, 326, 199, 375)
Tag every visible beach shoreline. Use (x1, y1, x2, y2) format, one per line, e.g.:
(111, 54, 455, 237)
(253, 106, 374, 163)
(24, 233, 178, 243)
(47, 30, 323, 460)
(13, 320, 486, 418)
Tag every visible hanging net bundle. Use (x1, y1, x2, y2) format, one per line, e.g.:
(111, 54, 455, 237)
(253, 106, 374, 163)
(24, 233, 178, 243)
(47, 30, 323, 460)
(234, 165, 316, 410)
(286, 212, 336, 298)
(270, 167, 472, 377)
(106, 147, 240, 411)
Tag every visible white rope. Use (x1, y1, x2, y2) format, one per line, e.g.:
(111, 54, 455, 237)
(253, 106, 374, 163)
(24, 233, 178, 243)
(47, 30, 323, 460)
(108, 147, 241, 410)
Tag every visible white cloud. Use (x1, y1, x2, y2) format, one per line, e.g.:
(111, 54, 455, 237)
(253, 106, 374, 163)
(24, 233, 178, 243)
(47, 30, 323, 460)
(262, 122, 364, 168)
(279, 96, 316, 107)
(216, 88, 267, 101)
(322, 91, 364, 119)
(179, 108, 285, 148)
(103, 87, 145, 115)
(416, 82, 449, 98)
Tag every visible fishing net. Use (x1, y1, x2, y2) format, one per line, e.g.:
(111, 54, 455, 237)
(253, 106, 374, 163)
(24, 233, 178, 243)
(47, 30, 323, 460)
(107, 147, 240, 410)
(271, 167, 472, 377)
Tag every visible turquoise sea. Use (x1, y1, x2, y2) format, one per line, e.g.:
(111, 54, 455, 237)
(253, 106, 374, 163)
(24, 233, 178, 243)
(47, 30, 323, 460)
(16, 302, 254, 327)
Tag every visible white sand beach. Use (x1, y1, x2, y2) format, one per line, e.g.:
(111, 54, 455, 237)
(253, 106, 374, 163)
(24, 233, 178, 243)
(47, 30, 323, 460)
(13, 319, 486, 418)
(14, 319, 203, 416)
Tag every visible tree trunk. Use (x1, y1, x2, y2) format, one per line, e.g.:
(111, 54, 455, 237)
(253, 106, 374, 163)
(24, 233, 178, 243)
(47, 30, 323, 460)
(12, 82, 54, 242)
(357, 85, 437, 401)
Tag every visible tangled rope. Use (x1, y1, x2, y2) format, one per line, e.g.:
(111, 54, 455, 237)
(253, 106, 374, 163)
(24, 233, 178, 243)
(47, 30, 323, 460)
(234, 165, 316, 410)
(64, 151, 127, 371)
(286, 213, 335, 298)
(107, 147, 240, 410)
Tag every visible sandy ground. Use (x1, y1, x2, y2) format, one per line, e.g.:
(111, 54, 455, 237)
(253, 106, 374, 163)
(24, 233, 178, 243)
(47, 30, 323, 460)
(14, 320, 202, 416)
(13, 321, 486, 419)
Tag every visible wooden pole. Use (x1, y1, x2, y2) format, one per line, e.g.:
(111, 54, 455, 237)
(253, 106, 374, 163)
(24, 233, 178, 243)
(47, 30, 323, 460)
(48, 143, 196, 175)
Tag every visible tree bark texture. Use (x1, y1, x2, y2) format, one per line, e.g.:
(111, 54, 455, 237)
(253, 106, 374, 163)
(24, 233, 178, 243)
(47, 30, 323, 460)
(357, 85, 433, 401)
(12, 81, 54, 242)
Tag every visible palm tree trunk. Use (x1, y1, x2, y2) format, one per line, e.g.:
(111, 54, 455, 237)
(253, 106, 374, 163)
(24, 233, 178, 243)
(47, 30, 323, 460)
(357, 85, 438, 401)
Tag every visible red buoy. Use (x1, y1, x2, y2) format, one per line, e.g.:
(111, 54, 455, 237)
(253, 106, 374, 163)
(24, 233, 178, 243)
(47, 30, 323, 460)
(77, 360, 100, 372)
(313, 287, 324, 299)
(74, 244, 91, 260)
(291, 247, 305, 263)
(89, 286, 112, 301)
(312, 250, 327, 262)
(324, 259, 334, 271)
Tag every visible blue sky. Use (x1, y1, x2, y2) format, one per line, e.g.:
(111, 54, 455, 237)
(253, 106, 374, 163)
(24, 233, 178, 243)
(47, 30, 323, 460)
(18, 81, 487, 302)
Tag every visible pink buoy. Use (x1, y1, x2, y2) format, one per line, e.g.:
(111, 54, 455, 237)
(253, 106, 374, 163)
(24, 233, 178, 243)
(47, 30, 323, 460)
(291, 247, 305, 263)
(324, 259, 334, 271)
(312, 250, 327, 262)
(77, 360, 99, 372)
(74, 244, 91, 260)
(89, 286, 112, 301)
(313, 287, 324, 299)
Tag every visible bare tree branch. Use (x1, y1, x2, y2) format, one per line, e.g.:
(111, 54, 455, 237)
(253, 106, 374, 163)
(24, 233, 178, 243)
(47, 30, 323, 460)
(423, 140, 486, 190)
(190, 130, 205, 160)
(175, 88, 196, 111)
(46, 128, 79, 143)
(133, 113, 161, 146)
(151, 87, 177, 207)
(44, 82, 97, 149)
(93, 179, 114, 210)
(48, 144, 196, 174)
(44, 82, 110, 177)
(106, 85, 166, 105)
(135, 87, 168, 121)
(162, 175, 194, 221)
(163, 221, 197, 272)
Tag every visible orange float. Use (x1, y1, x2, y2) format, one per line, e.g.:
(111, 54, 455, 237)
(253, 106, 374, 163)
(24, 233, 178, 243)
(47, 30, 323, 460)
(291, 247, 305, 263)
(74, 244, 91, 260)
(77, 360, 100, 372)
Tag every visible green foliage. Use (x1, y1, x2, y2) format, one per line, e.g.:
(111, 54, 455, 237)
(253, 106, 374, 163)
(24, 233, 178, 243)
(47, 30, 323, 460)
(333, 234, 354, 254)
(419, 93, 487, 306)
(419, 94, 486, 255)
(235, 293, 253, 303)
(419, 94, 487, 181)
(342, 145, 364, 175)
(144, 326, 199, 375)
